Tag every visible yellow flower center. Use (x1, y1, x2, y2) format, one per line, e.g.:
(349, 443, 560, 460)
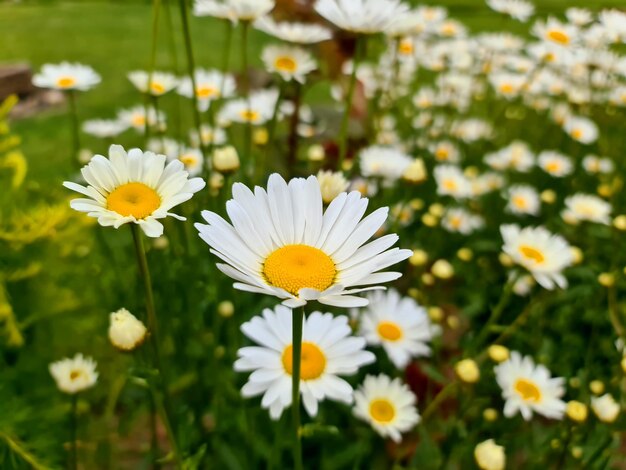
(107, 182, 161, 219)
(570, 128, 583, 140)
(547, 30, 570, 45)
(435, 148, 450, 160)
(69, 369, 83, 381)
(179, 154, 197, 166)
(519, 245, 545, 264)
(239, 109, 260, 123)
(132, 115, 146, 127)
(282, 342, 326, 380)
(263, 244, 336, 295)
(512, 195, 528, 209)
(377, 321, 403, 342)
(514, 378, 542, 402)
(196, 86, 219, 99)
(369, 399, 396, 423)
(274, 56, 297, 73)
(545, 161, 561, 173)
(398, 40, 414, 55)
(443, 179, 458, 191)
(150, 82, 166, 94)
(57, 77, 76, 88)
(499, 83, 514, 94)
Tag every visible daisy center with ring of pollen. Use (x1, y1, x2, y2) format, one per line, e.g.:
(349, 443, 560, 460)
(377, 321, 403, 342)
(274, 56, 298, 73)
(282, 342, 326, 380)
(369, 399, 396, 423)
(107, 182, 161, 219)
(57, 77, 76, 88)
(519, 245, 545, 264)
(514, 378, 542, 402)
(263, 244, 336, 295)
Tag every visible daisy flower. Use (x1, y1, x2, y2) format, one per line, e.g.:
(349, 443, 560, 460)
(532, 17, 578, 47)
(353, 374, 420, 442)
(356, 289, 435, 369)
(566, 8, 593, 27)
(82, 119, 129, 139)
(495, 351, 566, 420)
(314, 0, 410, 35)
(441, 207, 484, 235)
(49, 353, 98, 394)
(33, 62, 101, 91)
(193, 0, 275, 23)
(117, 106, 165, 133)
(434, 165, 472, 200)
(563, 116, 599, 144)
(429, 140, 460, 163)
(506, 185, 540, 216)
(485, 141, 534, 172)
(582, 155, 613, 174)
(63, 145, 206, 238)
(127, 70, 179, 96)
(177, 69, 236, 112)
(261, 45, 317, 84)
(173, 147, 205, 177)
(489, 73, 527, 100)
(190, 125, 227, 148)
(486, 0, 534, 22)
(562, 194, 611, 225)
(359, 146, 413, 186)
(235, 305, 375, 419)
(537, 151, 573, 177)
(591, 394, 620, 423)
(218, 89, 279, 126)
(500, 224, 574, 289)
(195, 173, 412, 308)
(254, 16, 332, 44)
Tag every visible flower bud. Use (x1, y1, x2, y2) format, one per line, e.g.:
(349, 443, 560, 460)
(474, 439, 505, 470)
(566, 400, 588, 423)
(590, 380, 605, 395)
(409, 249, 428, 266)
(213, 146, 240, 173)
(217, 300, 234, 318)
(403, 158, 427, 183)
(455, 358, 480, 384)
(488, 345, 509, 363)
(457, 248, 473, 261)
(591, 394, 620, 423)
(253, 128, 268, 146)
(483, 408, 498, 422)
(108, 308, 147, 351)
(431, 259, 454, 279)
(307, 144, 325, 162)
(316, 170, 349, 204)
(613, 215, 626, 231)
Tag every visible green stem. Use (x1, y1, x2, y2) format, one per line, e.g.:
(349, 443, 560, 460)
(163, 0, 183, 142)
(130, 225, 182, 469)
(70, 394, 78, 470)
(145, 0, 161, 142)
(420, 381, 458, 423)
(286, 82, 302, 178)
(241, 21, 252, 171)
(67, 90, 80, 166)
(262, 82, 285, 176)
(291, 308, 304, 470)
(473, 275, 516, 351)
(338, 36, 364, 171)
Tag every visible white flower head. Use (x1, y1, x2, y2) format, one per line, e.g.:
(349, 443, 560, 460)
(434, 165, 472, 200)
(357, 289, 435, 369)
(235, 305, 375, 419)
(49, 354, 98, 394)
(262, 45, 317, 84)
(108, 308, 147, 351)
(254, 16, 332, 44)
(359, 146, 413, 186)
(474, 439, 506, 470)
(117, 106, 165, 133)
(487, 0, 534, 22)
(82, 119, 129, 139)
(582, 155, 613, 174)
(127, 70, 178, 96)
(495, 351, 566, 420)
(353, 374, 420, 442)
(532, 17, 578, 48)
(562, 194, 611, 225)
(316, 170, 349, 204)
(314, 0, 411, 35)
(441, 207, 484, 235)
(194, 0, 275, 23)
(538, 151, 573, 177)
(591, 394, 620, 423)
(500, 224, 574, 290)
(506, 185, 540, 216)
(33, 62, 101, 91)
(195, 173, 412, 308)
(218, 89, 279, 125)
(563, 116, 599, 144)
(64, 145, 206, 237)
(177, 69, 236, 111)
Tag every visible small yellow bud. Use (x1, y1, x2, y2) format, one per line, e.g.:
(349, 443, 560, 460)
(214, 345, 226, 358)
(566, 400, 588, 423)
(410, 198, 424, 210)
(483, 408, 498, 422)
(407, 288, 420, 299)
(108, 308, 147, 351)
(464, 166, 479, 178)
(550, 439, 561, 450)
(252, 127, 268, 146)
(217, 300, 235, 318)
(209, 172, 224, 190)
(474, 439, 505, 470)
(403, 158, 427, 183)
(570, 247, 583, 264)
(541, 189, 556, 204)
(597, 184, 612, 198)
(447, 315, 460, 330)
(571, 447, 583, 459)
(457, 248, 473, 261)
(431, 259, 454, 279)
(428, 203, 445, 217)
(153, 236, 169, 250)
(421, 273, 435, 286)
(613, 215, 626, 231)
(455, 358, 480, 384)
(428, 306, 443, 323)
(591, 394, 620, 423)
(621, 356, 626, 374)
(569, 377, 581, 389)
(307, 144, 325, 162)
(341, 159, 353, 172)
(409, 249, 428, 266)
(422, 213, 438, 227)
(499, 253, 513, 267)
(590, 380, 605, 395)
(213, 146, 240, 173)
(598, 272, 615, 287)
(487, 345, 509, 363)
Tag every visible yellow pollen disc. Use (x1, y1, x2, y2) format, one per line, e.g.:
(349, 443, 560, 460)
(512, 196, 528, 209)
(499, 83, 515, 94)
(69, 370, 83, 381)
(179, 155, 197, 166)
(282, 342, 326, 380)
(547, 30, 570, 45)
(399, 41, 414, 55)
(435, 148, 450, 160)
(545, 53, 556, 63)
(196, 86, 218, 98)
(57, 77, 76, 88)
(107, 182, 161, 219)
(571, 128, 583, 139)
(519, 245, 545, 264)
(441, 24, 456, 36)
(263, 245, 336, 295)
(545, 161, 561, 173)
(443, 179, 458, 191)
(150, 82, 166, 94)
(369, 399, 396, 423)
(132, 115, 146, 126)
(274, 56, 298, 73)
(239, 109, 260, 122)
(450, 216, 462, 229)
(377, 321, 403, 342)
(514, 378, 542, 402)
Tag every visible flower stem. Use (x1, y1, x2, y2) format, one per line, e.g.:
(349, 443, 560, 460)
(70, 394, 78, 470)
(473, 275, 516, 351)
(338, 36, 364, 171)
(286, 82, 302, 178)
(240, 21, 252, 171)
(291, 307, 304, 470)
(145, 0, 162, 143)
(130, 225, 182, 469)
(67, 90, 80, 167)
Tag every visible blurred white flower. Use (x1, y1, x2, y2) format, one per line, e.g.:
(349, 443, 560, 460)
(254, 16, 332, 43)
(487, 0, 534, 22)
(218, 89, 279, 125)
(108, 308, 147, 351)
(506, 185, 540, 216)
(591, 394, 620, 423)
(314, 0, 410, 35)
(49, 354, 98, 394)
(177, 69, 236, 112)
(316, 170, 349, 204)
(434, 165, 472, 200)
(474, 439, 506, 470)
(441, 207, 484, 235)
(562, 194, 611, 225)
(538, 151, 573, 177)
(359, 146, 413, 186)
(127, 70, 178, 96)
(262, 45, 317, 84)
(82, 119, 129, 139)
(563, 116, 599, 144)
(194, 0, 275, 23)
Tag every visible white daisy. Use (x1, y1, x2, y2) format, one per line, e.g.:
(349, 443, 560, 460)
(174, 147, 205, 177)
(193, 0, 275, 23)
(591, 394, 620, 423)
(177, 69, 236, 112)
(353, 374, 420, 442)
(429, 140, 460, 163)
(195, 173, 412, 308)
(500, 224, 574, 289)
(441, 207, 484, 235)
(127, 70, 178, 96)
(506, 185, 540, 216)
(49, 353, 98, 394)
(434, 165, 472, 200)
(357, 289, 434, 369)
(63, 145, 206, 238)
(254, 16, 332, 44)
(562, 194, 611, 225)
(234, 305, 375, 419)
(218, 89, 279, 125)
(495, 351, 566, 421)
(537, 151, 573, 177)
(486, 0, 534, 22)
(117, 106, 165, 133)
(314, 0, 410, 35)
(33, 62, 101, 91)
(359, 146, 413, 186)
(261, 45, 317, 84)
(489, 73, 527, 100)
(582, 155, 614, 174)
(563, 116, 599, 144)
(485, 141, 534, 172)
(190, 125, 228, 148)
(532, 17, 578, 47)
(566, 8, 593, 27)
(82, 119, 129, 139)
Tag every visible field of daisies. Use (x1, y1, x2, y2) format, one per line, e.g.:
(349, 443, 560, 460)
(2, 0, 626, 468)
